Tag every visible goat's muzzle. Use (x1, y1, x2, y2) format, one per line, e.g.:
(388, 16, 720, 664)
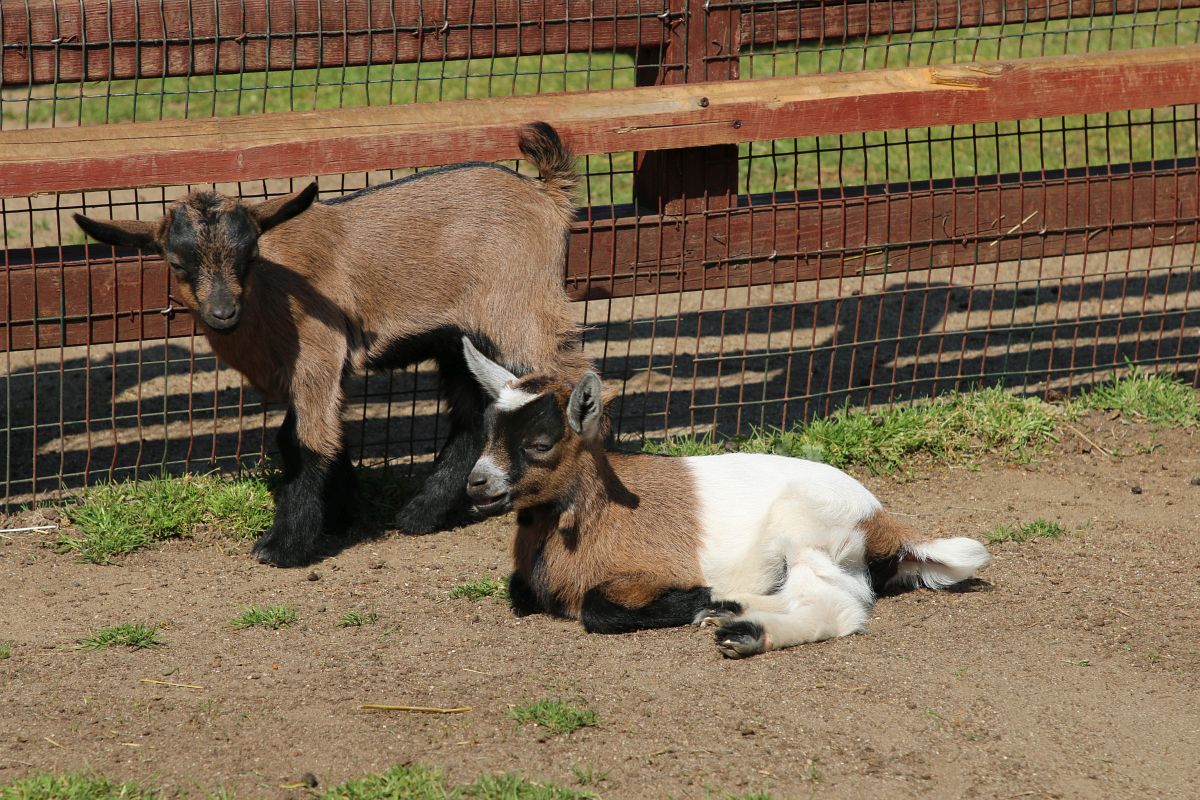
(466, 459, 512, 516)
(202, 300, 241, 332)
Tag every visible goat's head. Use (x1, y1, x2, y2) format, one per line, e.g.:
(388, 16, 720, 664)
(74, 183, 318, 332)
(461, 337, 604, 517)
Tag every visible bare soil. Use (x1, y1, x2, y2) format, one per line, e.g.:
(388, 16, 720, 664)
(1, 415, 1198, 799)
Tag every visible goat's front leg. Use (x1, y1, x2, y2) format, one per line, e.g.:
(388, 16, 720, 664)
(508, 571, 544, 618)
(581, 581, 737, 634)
(253, 352, 349, 567)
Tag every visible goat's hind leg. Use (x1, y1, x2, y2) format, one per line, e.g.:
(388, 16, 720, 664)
(394, 426, 482, 533)
(394, 349, 486, 534)
(713, 551, 873, 659)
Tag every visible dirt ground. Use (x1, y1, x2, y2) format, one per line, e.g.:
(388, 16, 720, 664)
(1, 414, 1198, 799)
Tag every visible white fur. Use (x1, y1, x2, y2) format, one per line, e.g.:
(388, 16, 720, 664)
(889, 537, 992, 591)
(684, 453, 987, 651)
(495, 385, 540, 412)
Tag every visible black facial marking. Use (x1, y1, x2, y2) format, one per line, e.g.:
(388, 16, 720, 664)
(580, 586, 715, 634)
(165, 196, 259, 283)
(166, 210, 201, 277)
(487, 393, 565, 486)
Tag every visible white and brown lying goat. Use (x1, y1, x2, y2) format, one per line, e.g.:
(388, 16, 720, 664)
(75, 123, 590, 567)
(460, 338, 991, 658)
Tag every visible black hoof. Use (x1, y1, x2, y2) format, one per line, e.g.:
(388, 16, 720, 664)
(714, 619, 768, 659)
(251, 528, 321, 568)
(693, 600, 743, 626)
(394, 498, 449, 535)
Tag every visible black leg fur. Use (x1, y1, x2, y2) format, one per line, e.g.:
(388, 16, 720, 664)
(252, 406, 350, 567)
(581, 586, 718, 634)
(394, 426, 482, 533)
(714, 619, 769, 659)
(508, 571, 544, 617)
(395, 349, 487, 534)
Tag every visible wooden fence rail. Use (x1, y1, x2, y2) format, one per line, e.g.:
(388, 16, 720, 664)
(3, 45, 1199, 197)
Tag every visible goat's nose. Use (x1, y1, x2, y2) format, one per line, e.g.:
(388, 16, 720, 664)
(467, 471, 488, 488)
(210, 304, 236, 320)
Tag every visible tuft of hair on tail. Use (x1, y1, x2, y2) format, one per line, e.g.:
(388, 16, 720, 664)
(518, 121, 579, 212)
(862, 510, 991, 593)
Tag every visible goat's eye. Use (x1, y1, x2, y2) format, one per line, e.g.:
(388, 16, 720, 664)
(526, 441, 552, 454)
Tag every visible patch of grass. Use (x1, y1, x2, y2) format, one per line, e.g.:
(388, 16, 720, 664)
(982, 518, 1068, 545)
(337, 610, 379, 628)
(56, 473, 274, 563)
(464, 773, 595, 800)
(318, 765, 593, 800)
(644, 372, 1200, 475)
(0, 643, 10, 660)
(508, 699, 599, 735)
(1071, 367, 1200, 427)
(320, 764, 447, 800)
(0, 773, 165, 800)
(76, 624, 163, 651)
(646, 386, 1061, 475)
(450, 577, 508, 602)
(230, 605, 297, 630)
(570, 767, 608, 788)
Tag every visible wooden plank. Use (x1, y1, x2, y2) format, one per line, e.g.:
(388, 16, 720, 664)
(568, 160, 1200, 299)
(4, 160, 1195, 349)
(741, 0, 1200, 47)
(1, 0, 672, 87)
(3, 45, 1199, 197)
(633, 0, 741, 215)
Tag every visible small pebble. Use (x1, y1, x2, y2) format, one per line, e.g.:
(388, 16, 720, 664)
(1131, 485, 1143, 495)
(1190, 477, 1200, 486)
(306, 571, 319, 582)
(301, 773, 319, 789)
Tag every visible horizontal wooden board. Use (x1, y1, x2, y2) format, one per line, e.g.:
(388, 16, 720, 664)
(0, 0, 673, 86)
(741, 0, 1200, 47)
(4, 159, 1195, 350)
(3, 45, 1199, 197)
(568, 160, 1200, 299)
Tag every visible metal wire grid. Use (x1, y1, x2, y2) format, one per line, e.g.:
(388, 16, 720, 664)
(740, 1, 1200, 78)
(0, 0, 664, 130)
(3, 1, 1200, 503)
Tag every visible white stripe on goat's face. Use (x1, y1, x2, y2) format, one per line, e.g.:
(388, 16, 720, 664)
(495, 384, 541, 412)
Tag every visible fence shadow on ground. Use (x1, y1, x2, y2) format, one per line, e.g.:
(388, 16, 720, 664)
(2, 268, 1197, 502)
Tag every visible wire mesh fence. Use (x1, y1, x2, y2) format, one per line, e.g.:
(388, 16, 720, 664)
(2, 0, 1198, 504)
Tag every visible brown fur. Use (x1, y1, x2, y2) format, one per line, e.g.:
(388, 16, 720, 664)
(861, 509, 925, 560)
(490, 386, 705, 617)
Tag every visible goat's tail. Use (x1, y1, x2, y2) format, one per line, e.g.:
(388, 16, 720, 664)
(862, 510, 991, 593)
(519, 122, 579, 213)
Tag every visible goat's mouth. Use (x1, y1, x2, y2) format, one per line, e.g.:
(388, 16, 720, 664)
(203, 313, 241, 332)
(471, 493, 512, 516)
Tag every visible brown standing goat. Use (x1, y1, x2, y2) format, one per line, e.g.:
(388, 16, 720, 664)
(75, 123, 591, 566)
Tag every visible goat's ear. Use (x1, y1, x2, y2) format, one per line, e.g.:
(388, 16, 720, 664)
(247, 182, 319, 232)
(568, 372, 603, 438)
(462, 336, 518, 400)
(73, 214, 160, 252)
